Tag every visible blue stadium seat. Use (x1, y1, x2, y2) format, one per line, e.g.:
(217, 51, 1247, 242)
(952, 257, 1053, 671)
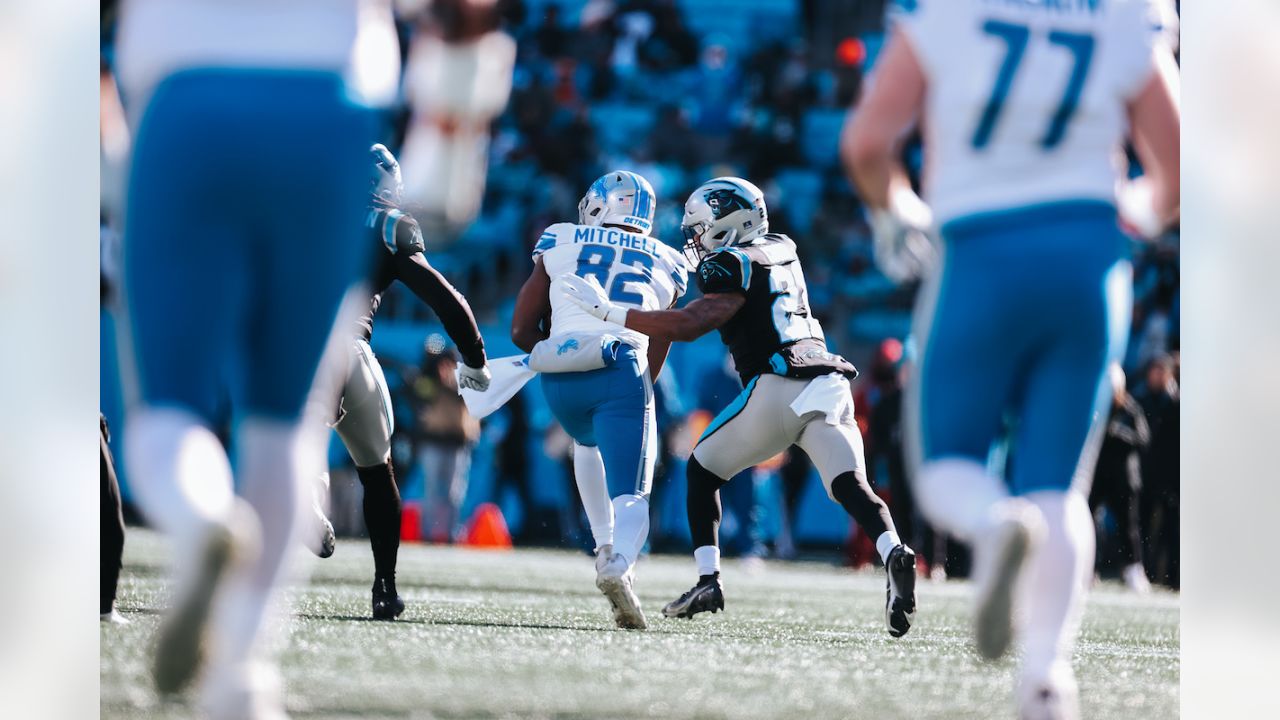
(590, 104, 657, 154)
(774, 168, 822, 235)
(801, 109, 846, 168)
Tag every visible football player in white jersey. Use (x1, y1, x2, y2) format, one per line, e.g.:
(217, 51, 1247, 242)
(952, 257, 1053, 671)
(844, 1, 1179, 717)
(115, 0, 397, 716)
(511, 171, 690, 629)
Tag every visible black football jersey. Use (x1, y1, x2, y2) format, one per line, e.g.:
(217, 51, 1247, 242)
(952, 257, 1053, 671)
(356, 205, 426, 340)
(695, 234, 856, 384)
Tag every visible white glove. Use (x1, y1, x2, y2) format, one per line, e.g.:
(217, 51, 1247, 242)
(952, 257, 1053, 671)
(457, 362, 492, 392)
(557, 274, 629, 326)
(870, 185, 938, 284)
(1116, 176, 1164, 240)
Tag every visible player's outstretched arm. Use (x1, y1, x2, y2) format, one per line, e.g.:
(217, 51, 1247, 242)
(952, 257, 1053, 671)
(395, 252, 487, 368)
(558, 273, 743, 342)
(623, 294, 744, 343)
(511, 259, 552, 352)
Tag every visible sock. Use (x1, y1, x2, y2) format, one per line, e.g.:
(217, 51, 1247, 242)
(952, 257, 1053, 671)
(829, 469, 894, 542)
(694, 545, 721, 577)
(914, 458, 1010, 542)
(357, 461, 402, 581)
(124, 407, 235, 594)
(1019, 490, 1095, 684)
(875, 530, 902, 566)
(610, 494, 650, 567)
(686, 456, 727, 550)
(573, 443, 614, 550)
(213, 417, 322, 666)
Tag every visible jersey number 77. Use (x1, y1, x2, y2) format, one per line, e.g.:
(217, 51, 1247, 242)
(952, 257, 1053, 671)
(971, 20, 1096, 151)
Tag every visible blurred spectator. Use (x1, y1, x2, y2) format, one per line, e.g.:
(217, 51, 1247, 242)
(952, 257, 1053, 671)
(639, 1, 699, 72)
(773, 449, 811, 560)
(1135, 353, 1180, 588)
(410, 341, 481, 542)
(1090, 363, 1152, 593)
(1131, 353, 1178, 586)
(649, 104, 700, 169)
(649, 365, 691, 549)
(493, 389, 544, 541)
(533, 4, 570, 59)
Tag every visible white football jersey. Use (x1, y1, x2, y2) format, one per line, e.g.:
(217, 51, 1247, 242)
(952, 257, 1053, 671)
(893, 0, 1176, 224)
(535, 223, 690, 353)
(116, 0, 400, 110)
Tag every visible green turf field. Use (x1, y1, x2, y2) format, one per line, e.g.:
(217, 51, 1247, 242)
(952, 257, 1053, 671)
(101, 529, 1178, 719)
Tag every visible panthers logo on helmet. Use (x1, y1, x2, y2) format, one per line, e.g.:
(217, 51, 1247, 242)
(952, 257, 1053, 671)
(705, 188, 754, 220)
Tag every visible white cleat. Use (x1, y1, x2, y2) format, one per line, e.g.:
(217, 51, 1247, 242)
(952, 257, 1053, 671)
(100, 608, 130, 625)
(594, 545, 647, 630)
(1017, 663, 1080, 720)
(200, 660, 289, 720)
(973, 499, 1044, 661)
(153, 502, 261, 695)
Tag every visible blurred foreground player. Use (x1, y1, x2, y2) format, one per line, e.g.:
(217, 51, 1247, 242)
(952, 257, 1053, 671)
(311, 143, 490, 620)
(114, 0, 394, 716)
(511, 171, 689, 629)
(845, 0, 1179, 716)
(101, 414, 127, 624)
(561, 177, 918, 637)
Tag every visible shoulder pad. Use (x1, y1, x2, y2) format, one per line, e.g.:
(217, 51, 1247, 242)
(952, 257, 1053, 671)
(532, 222, 575, 260)
(696, 247, 752, 295)
(375, 208, 423, 255)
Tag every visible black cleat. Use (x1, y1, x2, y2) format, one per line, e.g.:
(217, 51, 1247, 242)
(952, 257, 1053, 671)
(885, 544, 918, 638)
(371, 577, 405, 620)
(662, 573, 725, 619)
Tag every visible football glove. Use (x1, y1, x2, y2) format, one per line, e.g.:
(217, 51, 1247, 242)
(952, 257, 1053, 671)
(869, 186, 937, 284)
(457, 362, 492, 392)
(1116, 177, 1164, 240)
(557, 274, 629, 326)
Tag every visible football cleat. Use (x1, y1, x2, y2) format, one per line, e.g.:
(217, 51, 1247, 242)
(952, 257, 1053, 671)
(973, 500, 1045, 661)
(885, 544, 918, 638)
(308, 472, 336, 559)
(100, 608, 130, 625)
(154, 504, 260, 695)
(662, 573, 725, 619)
(595, 546, 647, 630)
(1017, 664, 1080, 720)
(372, 576, 405, 620)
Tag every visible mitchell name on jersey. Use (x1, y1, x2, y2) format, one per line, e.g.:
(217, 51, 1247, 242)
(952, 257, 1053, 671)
(536, 222, 689, 353)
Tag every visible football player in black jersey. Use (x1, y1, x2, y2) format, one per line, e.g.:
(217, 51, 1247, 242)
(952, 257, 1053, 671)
(561, 177, 918, 637)
(316, 144, 490, 619)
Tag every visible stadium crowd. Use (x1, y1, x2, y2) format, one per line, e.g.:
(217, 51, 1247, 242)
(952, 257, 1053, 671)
(102, 0, 1180, 589)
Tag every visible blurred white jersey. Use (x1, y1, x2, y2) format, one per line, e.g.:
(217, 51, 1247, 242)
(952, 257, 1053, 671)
(535, 223, 690, 353)
(893, 0, 1176, 224)
(116, 0, 400, 109)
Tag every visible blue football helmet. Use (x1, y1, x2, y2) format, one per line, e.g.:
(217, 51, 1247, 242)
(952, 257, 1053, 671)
(370, 143, 403, 206)
(578, 171, 656, 235)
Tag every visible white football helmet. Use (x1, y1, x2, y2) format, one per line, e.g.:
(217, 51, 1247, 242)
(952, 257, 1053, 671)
(578, 171, 656, 235)
(681, 176, 768, 264)
(370, 143, 403, 206)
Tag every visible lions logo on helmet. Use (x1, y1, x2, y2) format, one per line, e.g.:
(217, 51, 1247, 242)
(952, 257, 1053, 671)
(577, 171, 657, 236)
(681, 177, 768, 264)
(370, 143, 403, 207)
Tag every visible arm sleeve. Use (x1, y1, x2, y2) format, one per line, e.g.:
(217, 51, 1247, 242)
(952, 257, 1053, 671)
(695, 249, 751, 296)
(393, 252, 487, 368)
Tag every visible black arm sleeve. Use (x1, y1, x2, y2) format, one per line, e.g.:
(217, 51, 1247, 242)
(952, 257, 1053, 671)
(393, 251, 487, 368)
